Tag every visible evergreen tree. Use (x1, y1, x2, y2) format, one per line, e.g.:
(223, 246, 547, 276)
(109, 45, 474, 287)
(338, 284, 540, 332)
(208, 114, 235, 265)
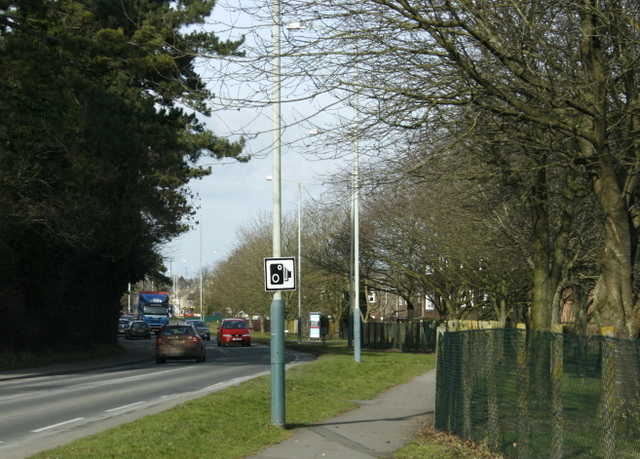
(0, 1, 246, 350)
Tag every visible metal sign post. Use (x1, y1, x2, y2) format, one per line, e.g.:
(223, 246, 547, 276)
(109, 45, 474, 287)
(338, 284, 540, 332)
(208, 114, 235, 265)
(264, 257, 295, 427)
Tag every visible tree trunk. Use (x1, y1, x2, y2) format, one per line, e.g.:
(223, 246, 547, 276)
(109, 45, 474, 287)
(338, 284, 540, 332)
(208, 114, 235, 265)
(529, 168, 553, 331)
(577, 4, 635, 339)
(590, 155, 635, 338)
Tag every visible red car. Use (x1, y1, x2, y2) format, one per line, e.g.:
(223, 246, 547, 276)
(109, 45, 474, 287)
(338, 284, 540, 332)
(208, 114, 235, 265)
(216, 318, 252, 347)
(155, 324, 206, 364)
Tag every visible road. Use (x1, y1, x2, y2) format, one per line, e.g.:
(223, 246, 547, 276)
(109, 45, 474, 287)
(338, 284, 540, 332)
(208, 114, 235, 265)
(0, 337, 308, 459)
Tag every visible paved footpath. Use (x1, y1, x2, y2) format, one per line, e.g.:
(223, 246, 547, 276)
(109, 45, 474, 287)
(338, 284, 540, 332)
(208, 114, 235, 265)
(246, 369, 436, 459)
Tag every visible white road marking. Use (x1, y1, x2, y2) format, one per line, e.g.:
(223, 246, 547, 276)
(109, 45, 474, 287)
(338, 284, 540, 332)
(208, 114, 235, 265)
(32, 418, 84, 433)
(105, 401, 146, 412)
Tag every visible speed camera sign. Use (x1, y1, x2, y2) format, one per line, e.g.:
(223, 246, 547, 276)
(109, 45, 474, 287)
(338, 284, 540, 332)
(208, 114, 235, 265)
(264, 257, 296, 291)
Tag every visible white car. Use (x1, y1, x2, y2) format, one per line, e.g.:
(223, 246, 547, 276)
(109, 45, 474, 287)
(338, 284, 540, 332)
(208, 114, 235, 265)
(118, 318, 130, 334)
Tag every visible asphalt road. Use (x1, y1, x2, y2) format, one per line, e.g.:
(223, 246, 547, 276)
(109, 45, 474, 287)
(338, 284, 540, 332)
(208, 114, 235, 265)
(0, 338, 309, 459)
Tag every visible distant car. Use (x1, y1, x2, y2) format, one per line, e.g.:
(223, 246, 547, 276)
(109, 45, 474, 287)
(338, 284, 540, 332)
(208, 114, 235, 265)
(217, 318, 252, 347)
(124, 320, 151, 340)
(155, 324, 206, 364)
(185, 320, 211, 341)
(118, 318, 130, 334)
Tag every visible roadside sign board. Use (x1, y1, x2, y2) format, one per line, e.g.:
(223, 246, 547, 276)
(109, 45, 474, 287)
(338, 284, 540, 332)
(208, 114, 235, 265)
(309, 312, 321, 339)
(264, 257, 296, 291)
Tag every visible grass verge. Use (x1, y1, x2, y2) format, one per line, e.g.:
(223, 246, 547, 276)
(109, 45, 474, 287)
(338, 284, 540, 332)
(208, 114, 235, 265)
(31, 339, 435, 459)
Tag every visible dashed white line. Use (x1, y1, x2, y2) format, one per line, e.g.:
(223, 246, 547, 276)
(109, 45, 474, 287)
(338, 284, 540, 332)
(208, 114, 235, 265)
(32, 418, 84, 433)
(105, 401, 146, 412)
(202, 382, 225, 391)
(161, 393, 190, 399)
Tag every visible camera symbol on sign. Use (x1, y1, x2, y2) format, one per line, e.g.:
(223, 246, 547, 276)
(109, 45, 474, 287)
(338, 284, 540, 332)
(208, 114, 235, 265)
(270, 263, 292, 285)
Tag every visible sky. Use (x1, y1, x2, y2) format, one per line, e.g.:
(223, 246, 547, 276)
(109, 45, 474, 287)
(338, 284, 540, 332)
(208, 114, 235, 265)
(162, 139, 338, 277)
(161, 2, 353, 277)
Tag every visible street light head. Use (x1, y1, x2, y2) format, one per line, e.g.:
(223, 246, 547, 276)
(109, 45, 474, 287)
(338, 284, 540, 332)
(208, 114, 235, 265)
(268, 175, 301, 186)
(286, 21, 307, 31)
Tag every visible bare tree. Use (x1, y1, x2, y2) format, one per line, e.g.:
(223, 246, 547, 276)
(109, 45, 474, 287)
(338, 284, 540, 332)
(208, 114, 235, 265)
(235, 0, 640, 336)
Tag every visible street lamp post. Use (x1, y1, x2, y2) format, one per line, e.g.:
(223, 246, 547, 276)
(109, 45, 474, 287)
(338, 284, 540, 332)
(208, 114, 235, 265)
(270, 0, 285, 427)
(267, 176, 303, 344)
(308, 120, 361, 363)
(352, 76, 361, 363)
(298, 25, 361, 362)
(199, 218, 204, 319)
(294, 181, 302, 344)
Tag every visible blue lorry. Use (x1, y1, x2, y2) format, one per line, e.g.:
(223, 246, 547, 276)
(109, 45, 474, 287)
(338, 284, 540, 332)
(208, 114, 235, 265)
(137, 291, 172, 333)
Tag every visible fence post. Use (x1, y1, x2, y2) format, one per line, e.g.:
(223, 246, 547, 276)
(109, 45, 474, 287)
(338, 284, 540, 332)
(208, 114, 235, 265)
(487, 329, 499, 450)
(436, 324, 446, 361)
(599, 327, 617, 459)
(550, 330, 564, 459)
(462, 331, 472, 439)
(401, 321, 408, 352)
(382, 322, 387, 349)
(516, 324, 530, 458)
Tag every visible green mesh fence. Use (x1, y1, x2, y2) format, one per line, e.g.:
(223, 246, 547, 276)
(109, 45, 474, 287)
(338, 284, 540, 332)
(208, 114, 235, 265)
(362, 321, 437, 353)
(435, 329, 640, 459)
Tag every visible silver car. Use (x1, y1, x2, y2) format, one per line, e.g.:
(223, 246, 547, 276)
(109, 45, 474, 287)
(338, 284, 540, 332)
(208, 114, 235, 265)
(155, 324, 206, 364)
(185, 320, 211, 341)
